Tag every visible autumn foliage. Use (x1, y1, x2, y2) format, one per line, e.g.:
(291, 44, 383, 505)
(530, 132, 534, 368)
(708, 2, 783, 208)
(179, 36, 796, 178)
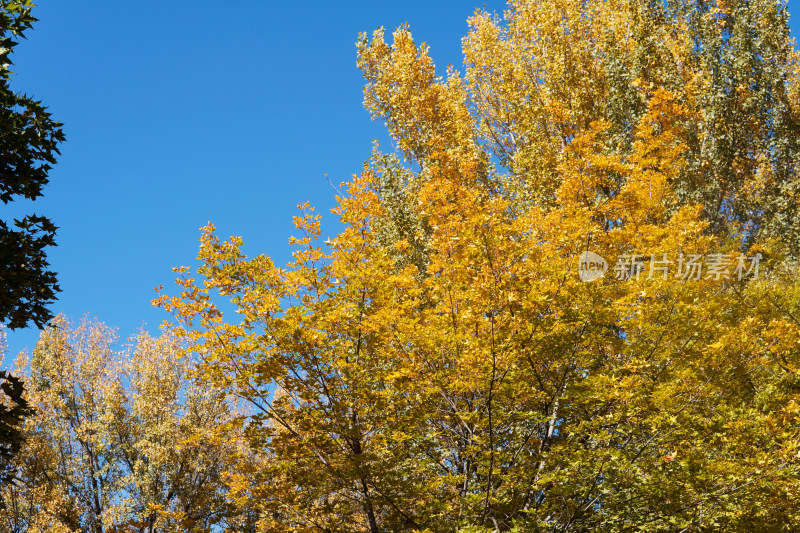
(0, 317, 256, 532)
(151, 0, 800, 530)
(5, 0, 800, 531)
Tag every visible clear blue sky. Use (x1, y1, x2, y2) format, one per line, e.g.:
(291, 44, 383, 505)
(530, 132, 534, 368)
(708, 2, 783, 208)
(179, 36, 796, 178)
(2, 0, 508, 357)
(2, 0, 799, 358)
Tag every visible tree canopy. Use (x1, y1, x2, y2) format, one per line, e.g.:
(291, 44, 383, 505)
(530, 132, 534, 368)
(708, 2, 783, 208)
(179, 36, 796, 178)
(0, 0, 62, 503)
(0, 316, 257, 532)
(157, 0, 800, 531)
(0, 0, 63, 330)
(3, 0, 800, 531)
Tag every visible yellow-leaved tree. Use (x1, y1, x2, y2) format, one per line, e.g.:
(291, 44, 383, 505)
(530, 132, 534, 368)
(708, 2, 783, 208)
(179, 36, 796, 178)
(158, 0, 800, 531)
(0, 315, 258, 533)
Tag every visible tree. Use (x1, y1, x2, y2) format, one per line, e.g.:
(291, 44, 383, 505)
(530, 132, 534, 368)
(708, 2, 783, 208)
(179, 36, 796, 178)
(0, 0, 62, 498)
(0, 327, 31, 490)
(0, 315, 257, 532)
(0, 326, 32, 513)
(0, 0, 64, 330)
(0, 370, 30, 487)
(158, 0, 800, 531)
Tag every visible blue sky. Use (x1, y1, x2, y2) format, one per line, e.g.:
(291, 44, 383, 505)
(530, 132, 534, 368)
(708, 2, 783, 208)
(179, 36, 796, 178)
(2, 0, 509, 357)
(2, 0, 799, 358)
